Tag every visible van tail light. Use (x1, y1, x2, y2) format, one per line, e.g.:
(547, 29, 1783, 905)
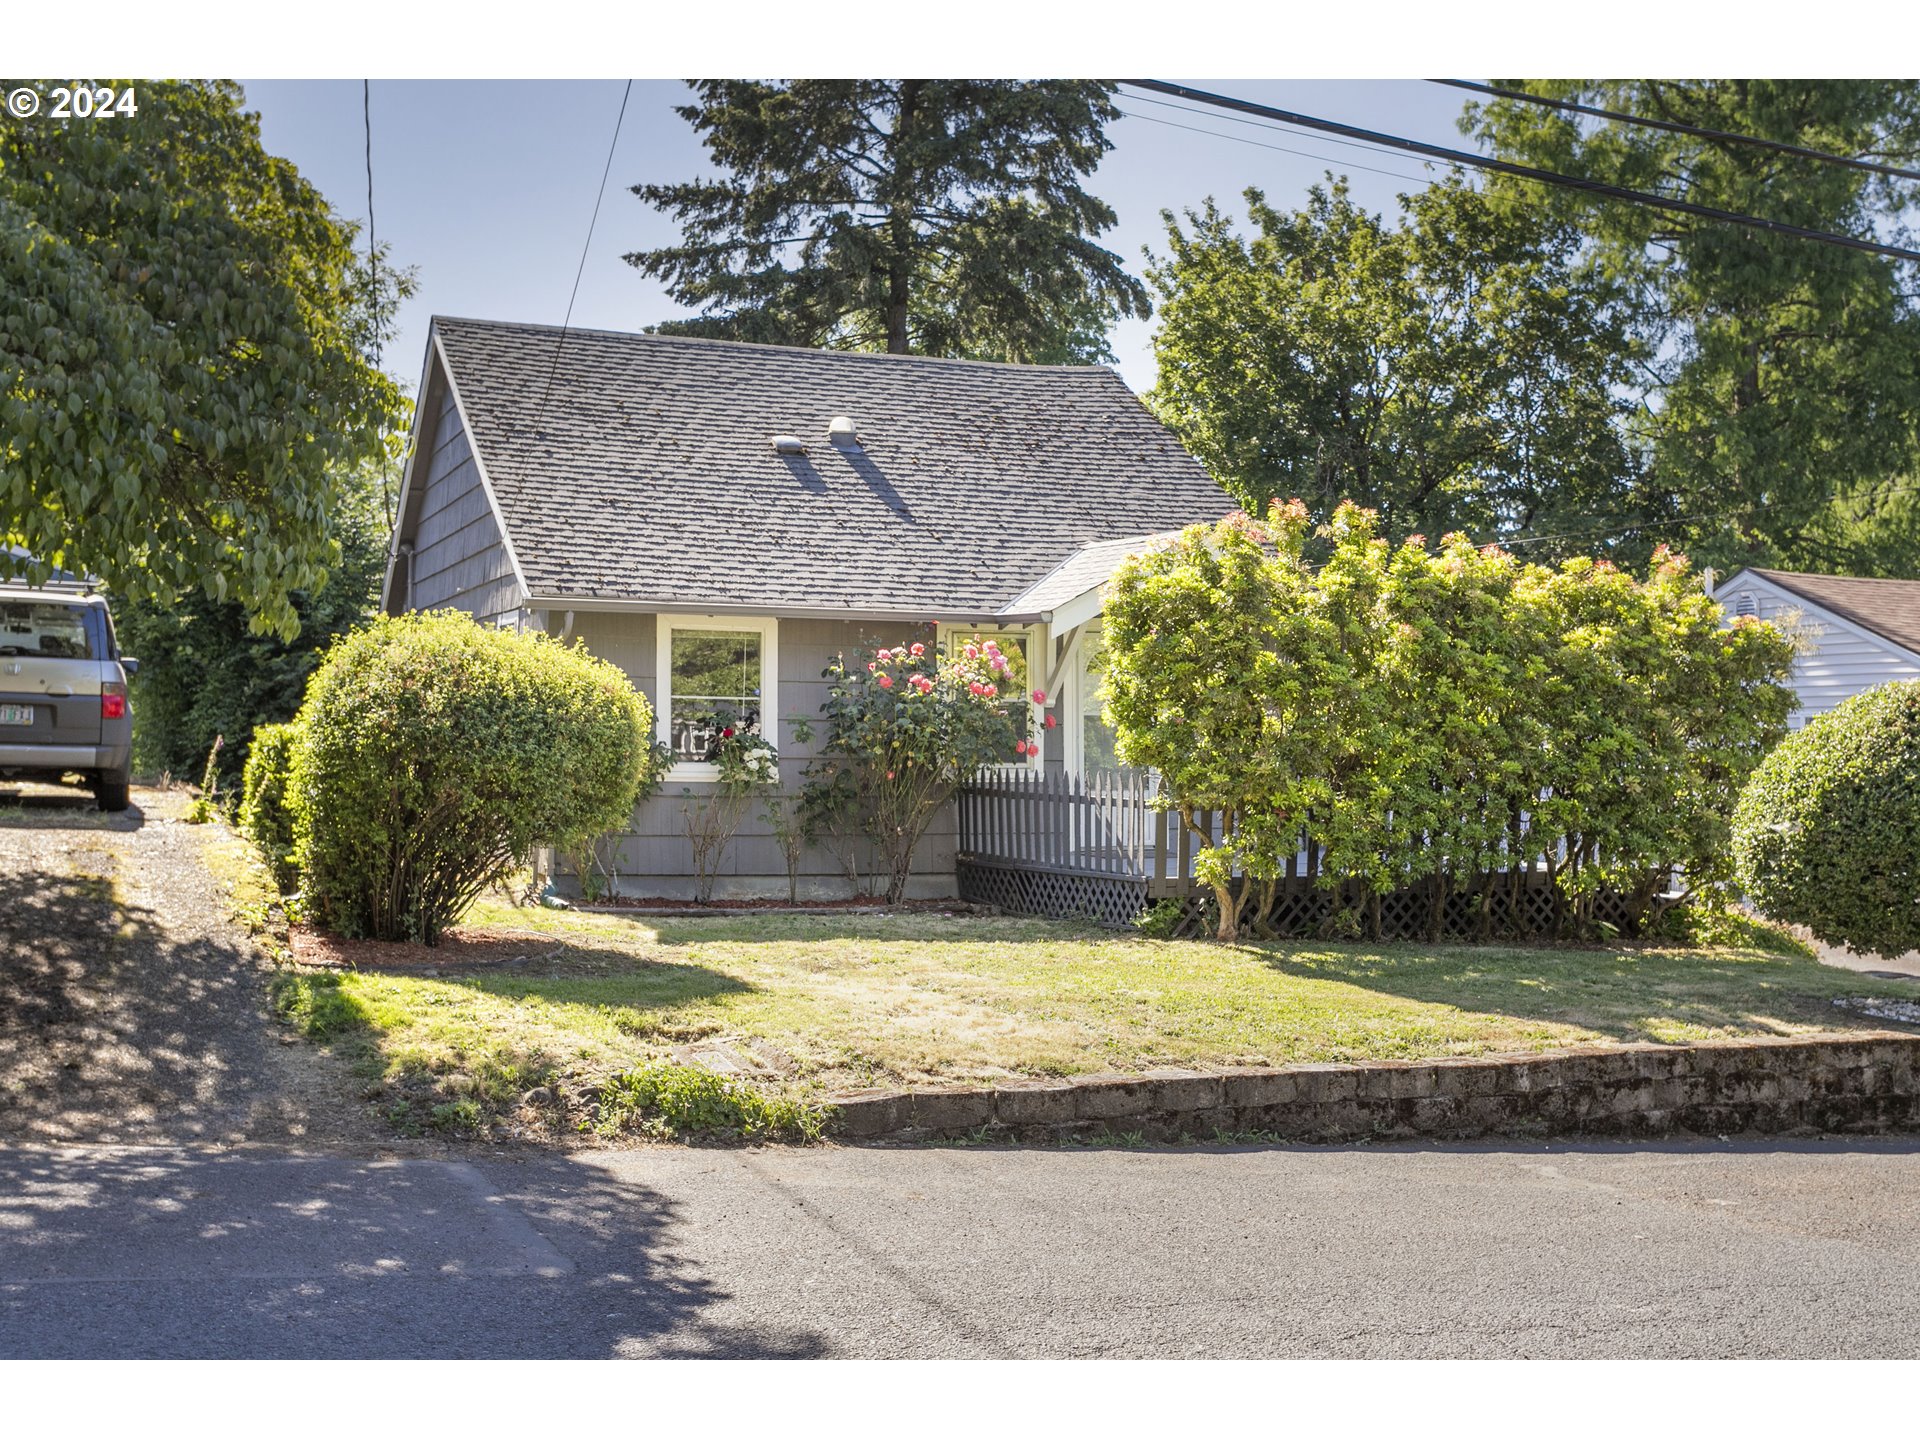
(101, 682, 127, 721)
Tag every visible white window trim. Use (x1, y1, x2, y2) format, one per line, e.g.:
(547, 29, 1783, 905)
(654, 613, 779, 782)
(938, 621, 1044, 772)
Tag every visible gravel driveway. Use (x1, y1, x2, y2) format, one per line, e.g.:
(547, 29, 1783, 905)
(0, 784, 371, 1145)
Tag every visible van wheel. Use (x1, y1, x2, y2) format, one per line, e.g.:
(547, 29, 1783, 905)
(95, 768, 131, 812)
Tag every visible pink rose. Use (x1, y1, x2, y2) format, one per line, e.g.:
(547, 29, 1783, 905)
(1014, 739, 1029, 756)
(877, 673, 893, 688)
(964, 645, 978, 660)
(1031, 688, 1045, 704)
(984, 683, 996, 698)
(1044, 714, 1057, 729)
(909, 642, 925, 657)
(886, 770, 895, 780)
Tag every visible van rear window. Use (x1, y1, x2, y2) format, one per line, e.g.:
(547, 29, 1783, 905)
(0, 602, 94, 659)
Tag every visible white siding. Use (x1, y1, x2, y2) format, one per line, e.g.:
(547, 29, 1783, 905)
(1717, 574, 1920, 729)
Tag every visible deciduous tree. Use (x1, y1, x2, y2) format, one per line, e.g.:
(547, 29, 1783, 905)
(1145, 178, 1640, 548)
(1, 78, 409, 637)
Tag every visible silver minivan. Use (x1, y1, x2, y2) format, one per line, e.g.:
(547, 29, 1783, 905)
(0, 583, 137, 811)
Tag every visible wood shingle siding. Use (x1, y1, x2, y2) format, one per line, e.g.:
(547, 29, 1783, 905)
(404, 388, 521, 624)
(558, 611, 957, 899)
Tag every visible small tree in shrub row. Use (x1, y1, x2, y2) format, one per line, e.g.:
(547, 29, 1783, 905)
(289, 612, 654, 944)
(1103, 500, 1798, 942)
(1733, 681, 1920, 958)
(239, 719, 305, 894)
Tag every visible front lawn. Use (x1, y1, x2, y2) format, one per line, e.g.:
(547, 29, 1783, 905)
(260, 892, 1920, 1139)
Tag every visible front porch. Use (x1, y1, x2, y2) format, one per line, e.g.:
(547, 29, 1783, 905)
(954, 769, 1648, 939)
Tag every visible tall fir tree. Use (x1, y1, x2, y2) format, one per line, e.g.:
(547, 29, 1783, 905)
(627, 80, 1148, 361)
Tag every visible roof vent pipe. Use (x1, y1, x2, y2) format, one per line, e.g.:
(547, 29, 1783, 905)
(828, 415, 858, 446)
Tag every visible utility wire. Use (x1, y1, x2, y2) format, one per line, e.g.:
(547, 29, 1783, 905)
(1115, 107, 1439, 188)
(535, 78, 633, 429)
(1481, 478, 1920, 552)
(1121, 87, 1446, 173)
(1127, 79, 1920, 264)
(363, 79, 396, 532)
(1431, 79, 1920, 185)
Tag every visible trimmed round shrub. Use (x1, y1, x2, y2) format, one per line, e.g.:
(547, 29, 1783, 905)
(292, 612, 650, 944)
(239, 719, 305, 894)
(1732, 681, 1920, 956)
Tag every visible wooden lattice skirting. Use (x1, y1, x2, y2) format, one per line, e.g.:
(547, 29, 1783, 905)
(959, 858, 1653, 941)
(956, 859, 1149, 930)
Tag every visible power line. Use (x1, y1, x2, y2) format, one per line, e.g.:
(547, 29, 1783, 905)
(1115, 107, 1439, 189)
(535, 79, 633, 428)
(363, 79, 395, 532)
(1127, 79, 1920, 265)
(1431, 79, 1920, 185)
(1482, 478, 1920, 552)
(1120, 87, 1446, 174)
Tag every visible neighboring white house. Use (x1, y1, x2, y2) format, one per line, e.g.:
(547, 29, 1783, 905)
(1712, 567, 1920, 729)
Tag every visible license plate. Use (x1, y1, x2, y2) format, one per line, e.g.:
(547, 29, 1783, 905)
(0, 704, 32, 725)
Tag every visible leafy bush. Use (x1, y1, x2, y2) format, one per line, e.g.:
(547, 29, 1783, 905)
(803, 638, 1024, 903)
(118, 469, 388, 787)
(239, 720, 305, 893)
(593, 1061, 823, 1140)
(1104, 500, 1797, 941)
(1733, 681, 1920, 956)
(293, 611, 651, 944)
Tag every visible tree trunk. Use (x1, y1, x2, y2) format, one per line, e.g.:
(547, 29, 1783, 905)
(884, 81, 920, 355)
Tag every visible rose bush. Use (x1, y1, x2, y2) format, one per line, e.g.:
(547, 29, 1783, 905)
(803, 638, 1024, 902)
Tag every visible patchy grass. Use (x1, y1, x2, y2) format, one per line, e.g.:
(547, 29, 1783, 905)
(252, 894, 1920, 1144)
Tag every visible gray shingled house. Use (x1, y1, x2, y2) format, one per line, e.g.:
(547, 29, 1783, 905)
(382, 316, 1231, 900)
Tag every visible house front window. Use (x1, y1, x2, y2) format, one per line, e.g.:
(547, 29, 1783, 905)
(655, 615, 778, 778)
(939, 623, 1040, 769)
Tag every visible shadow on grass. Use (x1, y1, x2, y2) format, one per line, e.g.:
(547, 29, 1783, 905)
(1228, 937, 1916, 1046)
(276, 947, 762, 1138)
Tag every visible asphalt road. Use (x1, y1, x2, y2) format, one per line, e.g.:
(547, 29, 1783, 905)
(4, 1135, 1918, 1359)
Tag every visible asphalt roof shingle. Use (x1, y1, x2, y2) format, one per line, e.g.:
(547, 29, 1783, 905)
(429, 317, 1231, 615)
(1745, 568, 1920, 658)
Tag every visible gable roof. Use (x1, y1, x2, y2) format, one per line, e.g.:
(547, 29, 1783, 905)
(999, 531, 1181, 617)
(420, 316, 1230, 617)
(1731, 567, 1920, 659)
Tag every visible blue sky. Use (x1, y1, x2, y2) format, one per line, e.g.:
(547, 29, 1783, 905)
(239, 79, 1471, 397)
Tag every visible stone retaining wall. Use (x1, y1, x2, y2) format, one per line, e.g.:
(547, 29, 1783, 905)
(827, 1032, 1920, 1143)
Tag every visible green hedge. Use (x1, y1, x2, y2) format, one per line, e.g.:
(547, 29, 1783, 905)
(238, 719, 304, 894)
(1103, 501, 1799, 942)
(292, 612, 651, 944)
(1733, 681, 1920, 957)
